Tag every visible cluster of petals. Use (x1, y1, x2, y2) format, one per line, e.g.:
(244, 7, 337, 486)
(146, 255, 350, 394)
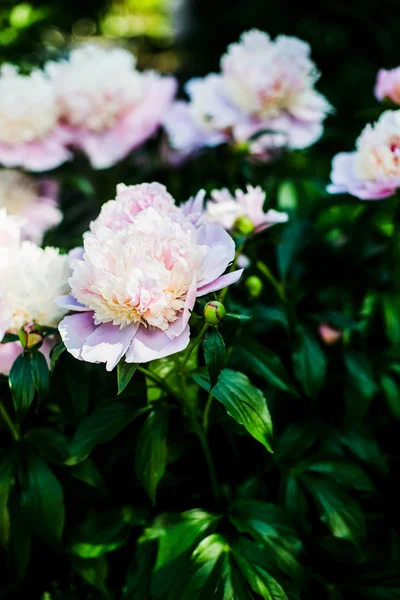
(0, 45, 176, 172)
(375, 67, 400, 105)
(164, 29, 331, 162)
(203, 185, 288, 232)
(328, 110, 400, 200)
(58, 182, 243, 370)
(0, 169, 62, 243)
(0, 210, 72, 374)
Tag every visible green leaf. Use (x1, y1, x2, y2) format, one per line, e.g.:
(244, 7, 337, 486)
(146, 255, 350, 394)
(72, 555, 110, 598)
(292, 330, 326, 398)
(117, 360, 138, 395)
(0, 452, 15, 546)
(25, 428, 70, 464)
(304, 459, 373, 491)
(380, 373, 400, 419)
(9, 353, 35, 421)
(304, 476, 365, 543)
(67, 402, 149, 465)
(240, 342, 298, 396)
(30, 350, 50, 404)
(181, 534, 229, 600)
(228, 499, 301, 579)
(382, 293, 400, 346)
(50, 341, 65, 371)
(136, 407, 169, 504)
(69, 509, 132, 558)
(69, 458, 106, 491)
(194, 369, 273, 452)
(277, 180, 298, 211)
(344, 351, 377, 401)
(19, 451, 65, 546)
(123, 541, 155, 600)
(1, 333, 19, 343)
(277, 220, 308, 280)
(203, 328, 226, 388)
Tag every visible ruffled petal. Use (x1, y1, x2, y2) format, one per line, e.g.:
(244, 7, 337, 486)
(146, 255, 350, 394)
(125, 324, 190, 364)
(81, 322, 139, 371)
(58, 312, 97, 360)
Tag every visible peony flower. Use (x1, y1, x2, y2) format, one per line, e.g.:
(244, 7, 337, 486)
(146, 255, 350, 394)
(0, 65, 71, 172)
(0, 169, 62, 244)
(375, 68, 400, 105)
(328, 110, 400, 200)
(0, 211, 72, 374)
(58, 183, 243, 370)
(47, 44, 177, 169)
(164, 30, 330, 162)
(204, 185, 288, 233)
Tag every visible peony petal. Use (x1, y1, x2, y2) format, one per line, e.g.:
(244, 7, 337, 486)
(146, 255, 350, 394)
(165, 275, 197, 340)
(0, 341, 22, 376)
(59, 312, 97, 360)
(55, 294, 90, 312)
(197, 269, 243, 297)
(125, 324, 190, 364)
(81, 322, 139, 371)
(196, 222, 236, 286)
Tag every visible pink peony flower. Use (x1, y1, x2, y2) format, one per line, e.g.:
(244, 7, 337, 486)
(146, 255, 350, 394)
(204, 185, 288, 233)
(0, 65, 71, 172)
(164, 30, 330, 162)
(58, 183, 243, 369)
(318, 323, 342, 346)
(47, 44, 177, 169)
(0, 210, 72, 374)
(375, 68, 400, 105)
(0, 169, 62, 244)
(328, 110, 400, 200)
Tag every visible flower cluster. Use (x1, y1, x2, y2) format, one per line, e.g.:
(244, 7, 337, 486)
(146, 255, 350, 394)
(328, 110, 400, 200)
(164, 29, 331, 161)
(0, 210, 72, 374)
(58, 183, 243, 369)
(0, 45, 176, 172)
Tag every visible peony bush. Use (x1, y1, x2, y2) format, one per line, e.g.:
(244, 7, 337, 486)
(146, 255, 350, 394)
(1, 30, 400, 600)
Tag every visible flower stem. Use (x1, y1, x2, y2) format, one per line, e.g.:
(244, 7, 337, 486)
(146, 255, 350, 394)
(0, 401, 20, 441)
(203, 393, 214, 432)
(181, 323, 209, 371)
(256, 260, 286, 303)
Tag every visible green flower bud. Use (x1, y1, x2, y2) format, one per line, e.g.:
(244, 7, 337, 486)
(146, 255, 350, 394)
(18, 322, 43, 350)
(245, 275, 263, 298)
(204, 301, 227, 326)
(234, 215, 254, 236)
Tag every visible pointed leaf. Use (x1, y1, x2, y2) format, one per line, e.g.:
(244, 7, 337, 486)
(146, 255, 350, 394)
(203, 328, 226, 388)
(292, 331, 326, 398)
(117, 360, 138, 395)
(136, 407, 169, 504)
(9, 353, 35, 421)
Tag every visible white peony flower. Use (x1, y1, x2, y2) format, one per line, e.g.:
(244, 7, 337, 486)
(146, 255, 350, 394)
(0, 65, 59, 145)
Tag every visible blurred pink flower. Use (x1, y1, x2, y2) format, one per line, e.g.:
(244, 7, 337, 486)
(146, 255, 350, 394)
(328, 110, 400, 200)
(0, 170, 62, 244)
(47, 45, 176, 169)
(0, 65, 71, 172)
(0, 336, 56, 376)
(164, 30, 330, 162)
(318, 323, 342, 346)
(58, 183, 243, 369)
(204, 185, 288, 233)
(375, 68, 400, 105)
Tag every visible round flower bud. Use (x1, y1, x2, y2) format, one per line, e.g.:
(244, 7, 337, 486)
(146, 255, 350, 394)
(245, 275, 263, 298)
(204, 301, 227, 326)
(233, 215, 254, 235)
(18, 322, 43, 350)
(318, 323, 342, 346)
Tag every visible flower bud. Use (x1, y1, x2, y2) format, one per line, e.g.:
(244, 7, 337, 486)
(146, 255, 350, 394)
(318, 323, 342, 346)
(204, 301, 226, 326)
(18, 322, 43, 350)
(245, 275, 263, 298)
(233, 215, 254, 236)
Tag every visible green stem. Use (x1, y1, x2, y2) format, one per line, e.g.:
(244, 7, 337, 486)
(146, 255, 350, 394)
(181, 323, 209, 370)
(0, 401, 20, 441)
(196, 425, 220, 506)
(203, 393, 214, 432)
(256, 260, 286, 303)
(137, 366, 178, 400)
